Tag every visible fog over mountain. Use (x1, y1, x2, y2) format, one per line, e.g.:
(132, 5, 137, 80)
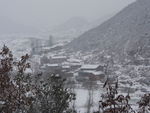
(49, 13, 116, 39)
(2, 1, 150, 113)
(49, 17, 89, 38)
(68, 0, 150, 57)
(0, 0, 135, 35)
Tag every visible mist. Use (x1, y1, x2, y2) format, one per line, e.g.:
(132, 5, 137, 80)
(2, 0, 150, 113)
(0, 0, 135, 30)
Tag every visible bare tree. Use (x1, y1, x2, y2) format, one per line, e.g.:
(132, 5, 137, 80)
(96, 78, 135, 113)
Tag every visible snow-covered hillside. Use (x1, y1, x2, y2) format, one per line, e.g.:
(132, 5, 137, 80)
(47, 16, 114, 42)
(67, 0, 150, 57)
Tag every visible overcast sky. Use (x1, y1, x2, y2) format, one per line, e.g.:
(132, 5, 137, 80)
(0, 0, 136, 30)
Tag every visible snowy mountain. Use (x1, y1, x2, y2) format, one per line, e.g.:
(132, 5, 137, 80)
(67, 0, 150, 57)
(48, 16, 114, 43)
(49, 17, 89, 38)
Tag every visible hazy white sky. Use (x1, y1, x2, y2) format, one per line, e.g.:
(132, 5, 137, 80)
(0, 0, 136, 29)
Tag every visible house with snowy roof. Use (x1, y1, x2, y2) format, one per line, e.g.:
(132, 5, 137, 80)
(49, 56, 67, 64)
(40, 63, 62, 73)
(80, 64, 105, 71)
(40, 63, 74, 79)
(78, 64, 105, 81)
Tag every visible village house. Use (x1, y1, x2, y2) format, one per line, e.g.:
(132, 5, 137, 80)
(61, 58, 82, 72)
(62, 65, 71, 72)
(40, 63, 74, 80)
(78, 64, 105, 81)
(70, 63, 82, 71)
(49, 56, 67, 64)
(80, 64, 105, 71)
(67, 58, 82, 71)
(40, 55, 67, 66)
(62, 62, 82, 72)
(41, 63, 62, 73)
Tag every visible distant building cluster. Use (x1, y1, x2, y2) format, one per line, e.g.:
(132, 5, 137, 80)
(40, 54, 106, 82)
(30, 37, 107, 85)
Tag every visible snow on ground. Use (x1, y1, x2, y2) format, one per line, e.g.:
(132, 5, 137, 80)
(0, 37, 31, 58)
(1, 36, 150, 113)
(75, 88, 102, 113)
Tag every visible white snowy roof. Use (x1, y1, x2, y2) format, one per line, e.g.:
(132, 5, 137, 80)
(67, 58, 82, 63)
(47, 64, 59, 67)
(82, 70, 104, 75)
(62, 61, 82, 66)
(62, 65, 70, 68)
(81, 64, 100, 70)
(51, 56, 67, 59)
(41, 64, 59, 69)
